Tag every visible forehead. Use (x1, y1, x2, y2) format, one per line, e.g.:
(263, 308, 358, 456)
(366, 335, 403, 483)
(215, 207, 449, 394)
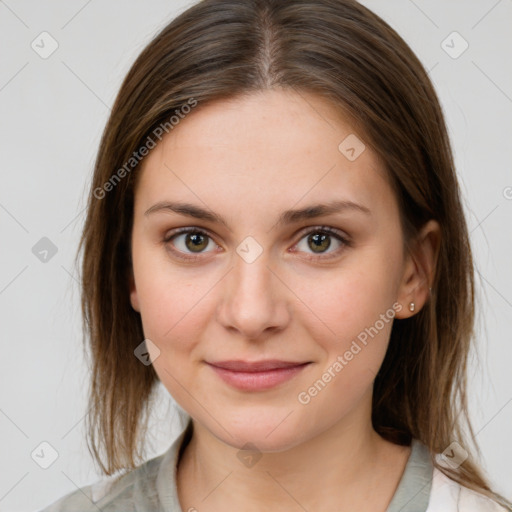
(134, 88, 396, 222)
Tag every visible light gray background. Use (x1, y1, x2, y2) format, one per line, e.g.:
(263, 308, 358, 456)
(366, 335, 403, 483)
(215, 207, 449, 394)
(1, 1, 511, 510)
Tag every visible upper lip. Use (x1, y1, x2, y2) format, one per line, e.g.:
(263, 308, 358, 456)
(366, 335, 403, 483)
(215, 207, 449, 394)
(206, 360, 311, 372)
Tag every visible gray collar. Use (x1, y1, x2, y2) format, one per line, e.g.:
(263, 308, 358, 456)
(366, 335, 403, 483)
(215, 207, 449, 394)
(385, 439, 433, 512)
(156, 419, 193, 511)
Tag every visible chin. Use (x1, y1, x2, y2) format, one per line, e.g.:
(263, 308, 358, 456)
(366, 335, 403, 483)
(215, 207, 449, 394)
(207, 409, 311, 453)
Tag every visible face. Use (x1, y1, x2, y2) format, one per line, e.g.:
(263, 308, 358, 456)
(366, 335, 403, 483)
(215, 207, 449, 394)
(129, 88, 417, 452)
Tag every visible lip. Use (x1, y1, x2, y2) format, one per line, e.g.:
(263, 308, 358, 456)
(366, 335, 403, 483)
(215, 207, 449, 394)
(206, 360, 311, 391)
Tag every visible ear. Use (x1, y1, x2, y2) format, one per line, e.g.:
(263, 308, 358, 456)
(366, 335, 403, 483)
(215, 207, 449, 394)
(395, 219, 441, 319)
(129, 270, 140, 312)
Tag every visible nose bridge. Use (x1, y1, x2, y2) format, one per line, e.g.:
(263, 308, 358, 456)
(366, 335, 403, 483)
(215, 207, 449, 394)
(236, 246, 273, 296)
(216, 243, 288, 338)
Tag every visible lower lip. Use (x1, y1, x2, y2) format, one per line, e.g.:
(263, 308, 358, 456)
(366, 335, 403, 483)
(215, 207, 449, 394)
(207, 363, 310, 391)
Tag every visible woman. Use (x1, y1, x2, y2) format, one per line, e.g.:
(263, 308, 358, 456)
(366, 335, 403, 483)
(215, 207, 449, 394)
(40, 0, 511, 510)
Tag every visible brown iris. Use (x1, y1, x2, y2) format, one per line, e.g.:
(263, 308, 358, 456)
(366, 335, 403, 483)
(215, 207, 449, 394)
(185, 232, 209, 252)
(308, 232, 331, 253)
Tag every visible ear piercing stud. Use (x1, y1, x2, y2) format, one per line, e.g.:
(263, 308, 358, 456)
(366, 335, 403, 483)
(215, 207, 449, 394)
(409, 286, 433, 312)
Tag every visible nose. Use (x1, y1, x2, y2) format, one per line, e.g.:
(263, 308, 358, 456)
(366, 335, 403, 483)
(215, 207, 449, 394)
(216, 251, 291, 340)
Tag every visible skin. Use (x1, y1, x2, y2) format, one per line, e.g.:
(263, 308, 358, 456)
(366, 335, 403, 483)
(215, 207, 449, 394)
(129, 88, 440, 511)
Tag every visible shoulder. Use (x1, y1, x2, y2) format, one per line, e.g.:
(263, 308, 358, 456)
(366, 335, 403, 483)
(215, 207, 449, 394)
(37, 452, 166, 512)
(426, 467, 510, 512)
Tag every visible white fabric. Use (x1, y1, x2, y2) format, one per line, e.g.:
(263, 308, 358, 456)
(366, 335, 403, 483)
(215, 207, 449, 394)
(426, 468, 509, 511)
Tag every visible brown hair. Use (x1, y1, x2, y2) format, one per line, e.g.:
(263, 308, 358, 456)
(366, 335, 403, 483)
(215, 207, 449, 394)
(77, 0, 510, 507)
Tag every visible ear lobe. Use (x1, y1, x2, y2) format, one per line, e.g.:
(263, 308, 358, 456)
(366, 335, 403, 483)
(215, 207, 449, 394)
(129, 271, 140, 312)
(395, 219, 440, 319)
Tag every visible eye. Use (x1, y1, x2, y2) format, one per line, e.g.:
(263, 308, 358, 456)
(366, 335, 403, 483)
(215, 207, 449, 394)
(163, 225, 350, 262)
(292, 226, 350, 260)
(163, 227, 219, 260)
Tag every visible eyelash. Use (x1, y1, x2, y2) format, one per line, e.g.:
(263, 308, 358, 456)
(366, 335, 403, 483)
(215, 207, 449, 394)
(163, 226, 351, 262)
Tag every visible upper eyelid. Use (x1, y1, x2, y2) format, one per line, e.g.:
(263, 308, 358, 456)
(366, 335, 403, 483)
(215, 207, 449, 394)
(164, 224, 347, 237)
(164, 226, 218, 244)
(297, 225, 348, 238)
(164, 225, 349, 248)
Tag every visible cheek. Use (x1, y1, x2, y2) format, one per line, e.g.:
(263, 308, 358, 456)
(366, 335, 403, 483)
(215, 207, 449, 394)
(135, 266, 212, 405)
(131, 242, 212, 355)
(291, 249, 401, 405)
(293, 259, 400, 349)
(137, 279, 212, 353)
(295, 283, 396, 436)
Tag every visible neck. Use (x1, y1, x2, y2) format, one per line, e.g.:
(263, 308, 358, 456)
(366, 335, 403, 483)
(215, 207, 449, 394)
(176, 396, 411, 511)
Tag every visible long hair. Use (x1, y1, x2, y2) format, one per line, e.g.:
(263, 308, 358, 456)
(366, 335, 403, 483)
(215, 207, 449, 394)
(77, 0, 510, 507)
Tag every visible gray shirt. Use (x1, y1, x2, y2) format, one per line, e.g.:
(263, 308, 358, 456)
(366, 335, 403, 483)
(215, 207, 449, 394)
(39, 421, 432, 512)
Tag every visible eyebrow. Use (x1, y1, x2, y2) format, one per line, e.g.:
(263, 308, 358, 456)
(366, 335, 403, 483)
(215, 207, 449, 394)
(144, 199, 371, 227)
